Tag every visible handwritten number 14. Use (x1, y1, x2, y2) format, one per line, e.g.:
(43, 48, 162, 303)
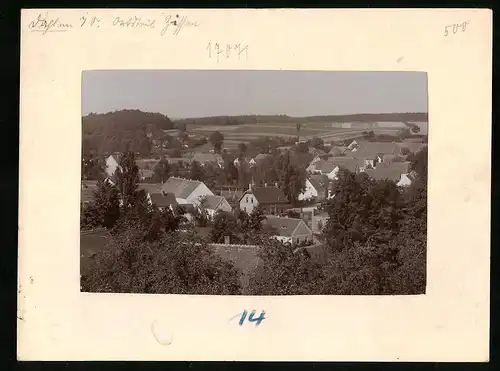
(239, 310, 265, 326)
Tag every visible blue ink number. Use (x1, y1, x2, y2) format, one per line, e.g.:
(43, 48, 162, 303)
(238, 309, 266, 326)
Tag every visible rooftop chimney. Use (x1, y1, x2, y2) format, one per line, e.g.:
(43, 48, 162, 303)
(249, 183, 252, 192)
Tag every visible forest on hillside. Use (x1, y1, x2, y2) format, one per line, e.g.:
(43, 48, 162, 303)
(82, 110, 175, 155)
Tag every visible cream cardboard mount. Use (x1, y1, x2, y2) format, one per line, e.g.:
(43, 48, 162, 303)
(18, 8, 492, 361)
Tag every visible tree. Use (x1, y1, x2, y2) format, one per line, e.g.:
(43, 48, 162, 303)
(211, 210, 241, 243)
(189, 161, 205, 181)
(115, 151, 141, 215)
(82, 154, 105, 181)
(81, 226, 242, 295)
(311, 137, 324, 149)
(81, 179, 121, 230)
(248, 236, 325, 295)
(281, 153, 307, 205)
(296, 123, 302, 142)
(209, 131, 224, 152)
(152, 158, 171, 183)
(237, 142, 247, 158)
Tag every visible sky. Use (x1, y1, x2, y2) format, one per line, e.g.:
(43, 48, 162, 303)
(82, 70, 428, 118)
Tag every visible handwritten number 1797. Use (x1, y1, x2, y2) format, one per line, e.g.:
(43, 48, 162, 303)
(207, 42, 248, 63)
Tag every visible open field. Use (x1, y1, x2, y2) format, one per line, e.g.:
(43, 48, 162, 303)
(181, 120, 418, 153)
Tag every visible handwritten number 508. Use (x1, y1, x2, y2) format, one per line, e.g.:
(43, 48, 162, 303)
(444, 21, 469, 36)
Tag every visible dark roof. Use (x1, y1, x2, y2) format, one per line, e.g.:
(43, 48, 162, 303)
(150, 192, 178, 208)
(308, 175, 324, 193)
(191, 153, 223, 163)
(376, 161, 411, 174)
(352, 142, 402, 159)
(201, 195, 226, 210)
(138, 183, 163, 195)
(242, 186, 288, 204)
(211, 244, 262, 289)
(398, 142, 427, 154)
(364, 162, 409, 182)
(263, 216, 307, 237)
(161, 177, 204, 199)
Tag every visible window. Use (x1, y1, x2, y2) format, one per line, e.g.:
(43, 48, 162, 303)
(251, 196, 253, 204)
(296, 238, 300, 244)
(246, 196, 249, 203)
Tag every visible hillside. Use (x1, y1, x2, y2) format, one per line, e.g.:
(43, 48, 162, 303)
(82, 110, 175, 155)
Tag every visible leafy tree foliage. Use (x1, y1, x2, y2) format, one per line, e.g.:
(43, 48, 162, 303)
(81, 180, 121, 230)
(82, 226, 241, 295)
(209, 131, 224, 152)
(115, 151, 141, 214)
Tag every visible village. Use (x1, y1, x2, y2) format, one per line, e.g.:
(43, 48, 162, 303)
(80, 126, 428, 294)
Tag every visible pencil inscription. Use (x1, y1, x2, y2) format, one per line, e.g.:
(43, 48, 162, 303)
(206, 42, 249, 63)
(444, 21, 469, 36)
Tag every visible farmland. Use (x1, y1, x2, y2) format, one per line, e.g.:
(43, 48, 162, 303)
(186, 121, 406, 150)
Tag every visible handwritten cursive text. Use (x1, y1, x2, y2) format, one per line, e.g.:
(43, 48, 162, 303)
(112, 16, 156, 29)
(28, 13, 73, 34)
(161, 14, 200, 36)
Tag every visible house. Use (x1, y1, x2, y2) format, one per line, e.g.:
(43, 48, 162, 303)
(363, 161, 413, 186)
(347, 140, 358, 150)
(139, 169, 154, 180)
(200, 195, 232, 218)
(398, 142, 427, 155)
(351, 142, 403, 168)
(191, 153, 223, 167)
(286, 206, 317, 229)
(263, 216, 313, 246)
(160, 177, 214, 205)
(149, 192, 178, 212)
(239, 184, 288, 215)
(397, 172, 418, 187)
(105, 154, 121, 177)
(330, 146, 349, 156)
(310, 157, 361, 179)
(298, 178, 319, 201)
(249, 153, 270, 166)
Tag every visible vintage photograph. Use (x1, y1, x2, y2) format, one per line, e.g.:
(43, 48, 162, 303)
(80, 70, 428, 296)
